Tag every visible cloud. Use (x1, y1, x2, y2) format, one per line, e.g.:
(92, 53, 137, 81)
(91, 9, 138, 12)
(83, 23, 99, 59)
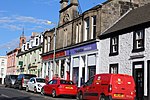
(0, 35, 31, 51)
(0, 15, 51, 31)
(33, 0, 58, 5)
(15, 16, 48, 25)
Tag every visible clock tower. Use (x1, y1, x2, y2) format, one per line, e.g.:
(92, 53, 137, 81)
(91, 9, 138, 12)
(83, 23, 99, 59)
(59, 0, 79, 25)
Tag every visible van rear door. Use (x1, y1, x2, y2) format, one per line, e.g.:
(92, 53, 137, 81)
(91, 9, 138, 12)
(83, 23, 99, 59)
(111, 74, 135, 99)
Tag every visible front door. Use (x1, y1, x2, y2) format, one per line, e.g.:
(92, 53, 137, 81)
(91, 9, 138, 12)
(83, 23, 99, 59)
(133, 62, 144, 100)
(135, 69, 144, 100)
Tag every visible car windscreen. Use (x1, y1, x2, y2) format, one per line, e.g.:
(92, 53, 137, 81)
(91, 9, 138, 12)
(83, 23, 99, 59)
(36, 79, 45, 83)
(24, 75, 36, 79)
(10, 75, 18, 79)
(60, 80, 74, 85)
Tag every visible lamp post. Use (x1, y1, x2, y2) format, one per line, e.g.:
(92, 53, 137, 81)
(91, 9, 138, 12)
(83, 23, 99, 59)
(47, 21, 57, 76)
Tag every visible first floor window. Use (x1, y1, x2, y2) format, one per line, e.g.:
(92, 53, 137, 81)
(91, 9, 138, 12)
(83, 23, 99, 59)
(109, 64, 118, 74)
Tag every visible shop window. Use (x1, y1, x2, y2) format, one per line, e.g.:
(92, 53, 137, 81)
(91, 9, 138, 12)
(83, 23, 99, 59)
(109, 64, 118, 74)
(60, 60, 65, 78)
(88, 66, 96, 79)
(73, 67, 79, 85)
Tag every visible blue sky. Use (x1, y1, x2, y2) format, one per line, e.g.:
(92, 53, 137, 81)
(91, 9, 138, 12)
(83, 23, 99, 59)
(0, 0, 106, 56)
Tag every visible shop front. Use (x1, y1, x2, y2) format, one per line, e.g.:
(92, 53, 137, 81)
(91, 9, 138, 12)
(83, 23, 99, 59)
(42, 51, 70, 80)
(67, 42, 98, 87)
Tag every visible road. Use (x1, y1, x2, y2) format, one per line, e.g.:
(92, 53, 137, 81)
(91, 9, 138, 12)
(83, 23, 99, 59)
(0, 85, 76, 100)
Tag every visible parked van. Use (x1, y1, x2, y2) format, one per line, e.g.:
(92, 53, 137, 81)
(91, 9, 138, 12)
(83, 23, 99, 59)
(14, 74, 36, 90)
(77, 73, 136, 100)
(4, 75, 18, 88)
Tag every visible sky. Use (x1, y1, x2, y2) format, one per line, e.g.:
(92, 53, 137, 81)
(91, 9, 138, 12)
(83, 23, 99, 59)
(0, 0, 106, 56)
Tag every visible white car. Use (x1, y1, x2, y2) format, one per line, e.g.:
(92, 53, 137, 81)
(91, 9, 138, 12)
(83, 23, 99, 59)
(26, 77, 46, 93)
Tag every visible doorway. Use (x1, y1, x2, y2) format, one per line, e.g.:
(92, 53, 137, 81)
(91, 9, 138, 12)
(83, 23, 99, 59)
(133, 61, 144, 100)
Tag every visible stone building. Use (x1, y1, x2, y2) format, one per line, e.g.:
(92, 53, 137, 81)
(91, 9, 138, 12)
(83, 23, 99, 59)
(41, 0, 145, 87)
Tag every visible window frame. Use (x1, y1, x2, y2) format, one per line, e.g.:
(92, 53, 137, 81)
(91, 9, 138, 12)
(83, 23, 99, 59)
(109, 36, 119, 56)
(91, 16, 96, 39)
(132, 29, 145, 53)
(84, 17, 90, 41)
(109, 63, 118, 74)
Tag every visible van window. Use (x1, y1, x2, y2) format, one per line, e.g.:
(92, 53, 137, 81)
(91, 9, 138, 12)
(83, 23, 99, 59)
(85, 76, 94, 86)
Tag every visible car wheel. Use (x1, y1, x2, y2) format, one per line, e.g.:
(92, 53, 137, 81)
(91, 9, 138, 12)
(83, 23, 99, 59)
(77, 91, 83, 100)
(34, 87, 37, 93)
(99, 95, 108, 100)
(26, 86, 29, 92)
(52, 89, 56, 98)
(41, 88, 45, 95)
(19, 85, 22, 90)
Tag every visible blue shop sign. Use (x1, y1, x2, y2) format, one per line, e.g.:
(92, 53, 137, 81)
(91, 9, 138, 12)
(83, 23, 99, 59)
(66, 43, 97, 55)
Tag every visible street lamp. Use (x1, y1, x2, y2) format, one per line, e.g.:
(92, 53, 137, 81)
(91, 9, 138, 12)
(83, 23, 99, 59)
(47, 21, 57, 76)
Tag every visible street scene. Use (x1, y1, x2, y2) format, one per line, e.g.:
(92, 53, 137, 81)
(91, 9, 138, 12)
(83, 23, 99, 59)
(0, 0, 150, 100)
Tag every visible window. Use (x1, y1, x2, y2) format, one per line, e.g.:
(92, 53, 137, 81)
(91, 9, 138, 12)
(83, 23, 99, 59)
(110, 36, 119, 56)
(63, 29, 67, 47)
(91, 16, 96, 39)
(47, 36, 51, 51)
(44, 37, 48, 53)
(84, 18, 90, 41)
(85, 76, 94, 86)
(1, 59, 5, 66)
(36, 38, 38, 45)
(75, 23, 82, 43)
(132, 29, 145, 52)
(109, 64, 118, 74)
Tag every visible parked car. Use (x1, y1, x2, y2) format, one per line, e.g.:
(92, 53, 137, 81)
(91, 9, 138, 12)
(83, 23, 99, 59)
(77, 73, 136, 100)
(4, 75, 18, 88)
(41, 78, 77, 98)
(26, 77, 46, 93)
(14, 74, 36, 90)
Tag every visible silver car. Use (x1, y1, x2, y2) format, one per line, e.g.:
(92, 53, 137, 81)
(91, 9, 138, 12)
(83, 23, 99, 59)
(5, 75, 18, 88)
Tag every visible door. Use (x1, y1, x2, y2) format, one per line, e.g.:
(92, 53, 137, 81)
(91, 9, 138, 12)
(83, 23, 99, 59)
(133, 62, 144, 100)
(135, 69, 144, 100)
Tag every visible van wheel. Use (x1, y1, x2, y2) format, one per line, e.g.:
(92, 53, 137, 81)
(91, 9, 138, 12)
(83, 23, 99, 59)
(52, 89, 56, 98)
(34, 87, 37, 93)
(99, 95, 108, 100)
(77, 92, 83, 100)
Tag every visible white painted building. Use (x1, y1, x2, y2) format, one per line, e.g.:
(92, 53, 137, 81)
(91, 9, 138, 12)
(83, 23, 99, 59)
(99, 4, 150, 100)
(0, 56, 7, 84)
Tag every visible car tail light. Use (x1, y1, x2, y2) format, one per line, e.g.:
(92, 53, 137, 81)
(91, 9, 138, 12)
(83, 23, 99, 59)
(108, 84, 112, 93)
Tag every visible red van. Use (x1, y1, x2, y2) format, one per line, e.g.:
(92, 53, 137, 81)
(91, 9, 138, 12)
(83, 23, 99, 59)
(77, 73, 136, 100)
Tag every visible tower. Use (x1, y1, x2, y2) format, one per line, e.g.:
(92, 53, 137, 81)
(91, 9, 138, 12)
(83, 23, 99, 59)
(19, 29, 26, 48)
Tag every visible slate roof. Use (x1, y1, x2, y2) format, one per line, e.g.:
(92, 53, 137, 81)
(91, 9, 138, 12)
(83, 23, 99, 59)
(99, 3, 150, 39)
